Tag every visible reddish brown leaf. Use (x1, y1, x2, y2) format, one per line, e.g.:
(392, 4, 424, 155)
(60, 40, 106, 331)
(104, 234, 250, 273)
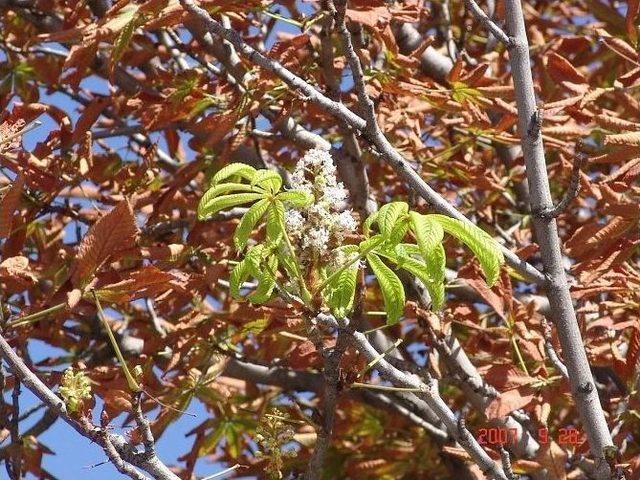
(485, 386, 535, 419)
(71, 97, 110, 145)
(0, 256, 36, 283)
(538, 441, 568, 480)
(625, 327, 640, 379)
(546, 52, 586, 84)
(604, 131, 640, 146)
(0, 174, 23, 238)
(71, 200, 139, 287)
(93, 266, 175, 303)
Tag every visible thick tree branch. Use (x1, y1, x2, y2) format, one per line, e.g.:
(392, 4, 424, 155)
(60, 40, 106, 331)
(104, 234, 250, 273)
(304, 327, 349, 480)
(469, 1, 616, 477)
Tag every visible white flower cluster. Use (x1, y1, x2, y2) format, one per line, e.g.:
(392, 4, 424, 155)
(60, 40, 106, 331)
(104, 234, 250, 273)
(285, 149, 358, 259)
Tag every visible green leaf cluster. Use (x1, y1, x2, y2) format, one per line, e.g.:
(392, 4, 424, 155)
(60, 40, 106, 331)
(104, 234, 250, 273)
(198, 163, 313, 302)
(323, 201, 504, 324)
(199, 166, 504, 325)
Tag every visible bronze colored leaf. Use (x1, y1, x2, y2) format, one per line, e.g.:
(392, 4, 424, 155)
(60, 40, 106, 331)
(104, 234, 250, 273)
(71, 200, 139, 287)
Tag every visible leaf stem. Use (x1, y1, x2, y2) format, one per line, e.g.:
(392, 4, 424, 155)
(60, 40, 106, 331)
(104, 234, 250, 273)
(358, 339, 402, 379)
(351, 382, 424, 393)
(510, 335, 529, 377)
(312, 237, 383, 298)
(278, 215, 312, 305)
(8, 303, 66, 328)
(91, 291, 141, 392)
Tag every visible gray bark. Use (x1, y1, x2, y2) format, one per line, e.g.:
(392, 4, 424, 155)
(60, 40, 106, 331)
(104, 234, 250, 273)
(503, 1, 614, 477)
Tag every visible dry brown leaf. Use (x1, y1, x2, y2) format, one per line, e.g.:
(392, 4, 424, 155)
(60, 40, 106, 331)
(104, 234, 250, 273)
(71, 200, 139, 287)
(547, 52, 587, 84)
(0, 174, 24, 238)
(604, 132, 640, 146)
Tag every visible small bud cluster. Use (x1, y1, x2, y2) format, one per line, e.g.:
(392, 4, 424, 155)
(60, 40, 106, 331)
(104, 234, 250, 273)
(59, 367, 92, 413)
(285, 149, 358, 260)
(254, 409, 297, 479)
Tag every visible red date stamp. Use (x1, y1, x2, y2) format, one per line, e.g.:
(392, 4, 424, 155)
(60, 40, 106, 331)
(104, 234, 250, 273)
(477, 427, 583, 446)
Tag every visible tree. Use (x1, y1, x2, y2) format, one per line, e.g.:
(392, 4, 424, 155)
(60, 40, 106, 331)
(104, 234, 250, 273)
(0, 0, 638, 478)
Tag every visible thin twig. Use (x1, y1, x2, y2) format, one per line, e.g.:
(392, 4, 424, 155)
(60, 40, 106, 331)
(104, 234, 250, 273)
(532, 150, 586, 219)
(464, 0, 512, 46)
(10, 378, 21, 480)
(541, 317, 569, 379)
(499, 446, 518, 480)
(132, 392, 157, 458)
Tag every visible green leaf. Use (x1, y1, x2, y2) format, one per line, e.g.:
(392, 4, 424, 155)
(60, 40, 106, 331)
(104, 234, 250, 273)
(233, 199, 269, 250)
(199, 183, 256, 212)
(277, 190, 314, 207)
(265, 200, 285, 245)
(363, 210, 379, 238)
(251, 170, 282, 194)
(229, 245, 265, 298)
(249, 255, 278, 304)
(409, 212, 444, 259)
(420, 243, 446, 310)
(430, 215, 504, 285)
(198, 193, 264, 220)
(451, 81, 482, 105)
(359, 235, 385, 255)
(324, 246, 359, 317)
(240, 318, 270, 337)
(376, 202, 409, 237)
(212, 163, 258, 185)
(276, 249, 299, 283)
(379, 244, 446, 310)
(111, 5, 140, 73)
(367, 252, 405, 324)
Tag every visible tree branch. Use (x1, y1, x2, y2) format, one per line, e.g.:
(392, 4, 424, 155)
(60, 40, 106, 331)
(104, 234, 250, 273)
(0, 332, 181, 480)
(469, 1, 615, 477)
(304, 326, 349, 480)
(315, 315, 508, 480)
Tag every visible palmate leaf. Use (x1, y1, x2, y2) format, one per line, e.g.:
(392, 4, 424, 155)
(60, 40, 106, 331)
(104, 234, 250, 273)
(212, 163, 258, 185)
(233, 199, 270, 250)
(248, 254, 278, 304)
(363, 209, 378, 237)
(324, 245, 359, 317)
(198, 192, 264, 220)
(230, 244, 278, 303)
(430, 215, 504, 286)
(366, 252, 405, 325)
(251, 170, 282, 194)
(110, 5, 140, 76)
(277, 190, 314, 207)
(199, 183, 257, 212)
(229, 245, 266, 298)
(265, 200, 285, 245)
(380, 243, 447, 310)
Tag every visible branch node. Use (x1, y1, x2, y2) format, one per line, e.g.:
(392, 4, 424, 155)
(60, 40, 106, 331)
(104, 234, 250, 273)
(531, 149, 586, 219)
(527, 109, 543, 139)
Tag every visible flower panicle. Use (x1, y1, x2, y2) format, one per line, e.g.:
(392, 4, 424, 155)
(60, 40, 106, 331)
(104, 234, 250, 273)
(285, 149, 358, 259)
